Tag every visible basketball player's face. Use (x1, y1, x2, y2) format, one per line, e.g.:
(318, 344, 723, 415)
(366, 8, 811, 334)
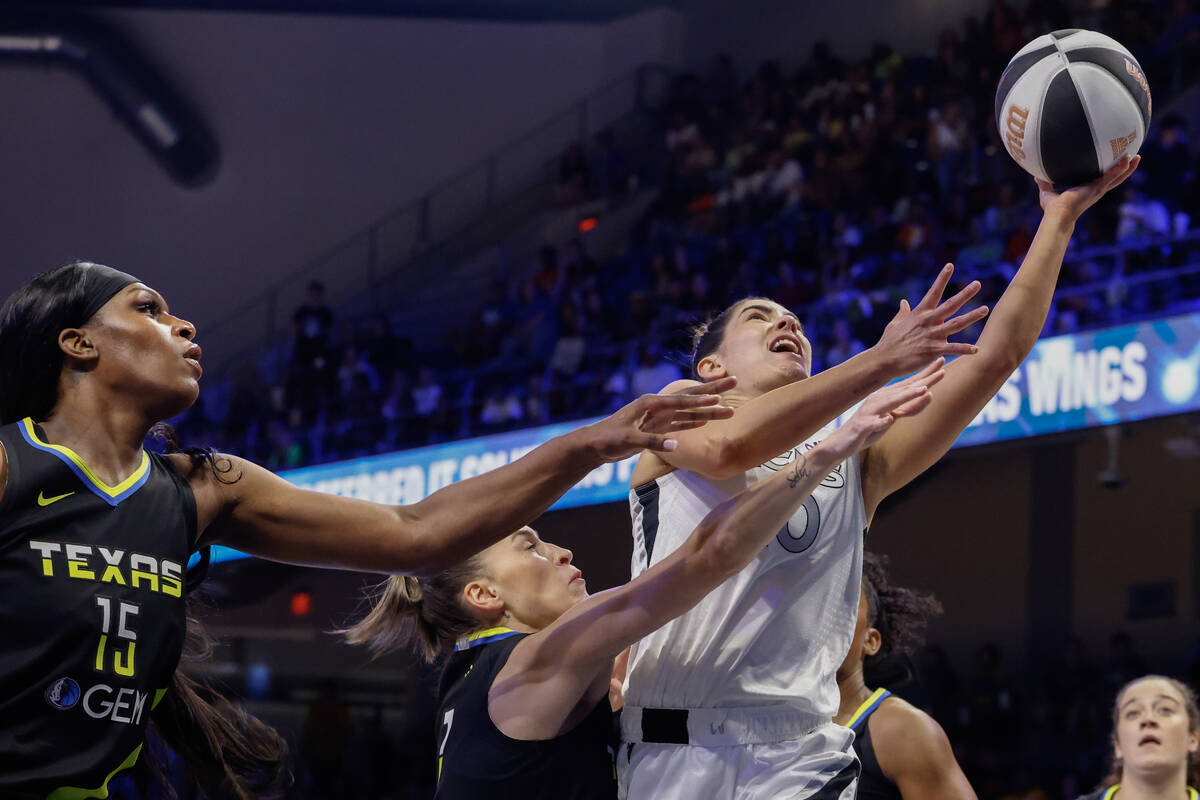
(1113, 678, 1198, 776)
(83, 284, 202, 419)
(483, 527, 588, 630)
(711, 300, 811, 395)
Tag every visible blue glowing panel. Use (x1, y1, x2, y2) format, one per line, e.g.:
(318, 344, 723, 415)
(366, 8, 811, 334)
(206, 312, 1200, 564)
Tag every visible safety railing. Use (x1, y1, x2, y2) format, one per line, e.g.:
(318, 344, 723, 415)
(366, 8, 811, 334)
(197, 63, 674, 375)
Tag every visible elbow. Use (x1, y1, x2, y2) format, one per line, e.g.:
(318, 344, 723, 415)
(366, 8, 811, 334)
(688, 511, 744, 584)
(703, 437, 751, 481)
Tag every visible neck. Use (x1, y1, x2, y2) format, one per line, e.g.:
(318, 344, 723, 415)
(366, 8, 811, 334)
(40, 389, 153, 484)
(834, 665, 874, 726)
(1116, 765, 1191, 800)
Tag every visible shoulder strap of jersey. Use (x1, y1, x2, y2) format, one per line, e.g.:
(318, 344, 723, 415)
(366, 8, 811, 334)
(453, 627, 523, 652)
(847, 688, 892, 731)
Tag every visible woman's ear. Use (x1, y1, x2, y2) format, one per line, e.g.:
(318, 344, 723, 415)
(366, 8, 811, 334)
(463, 579, 504, 618)
(862, 627, 882, 658)
(696, 354, 726, 381)
(58, 327, 98, 366)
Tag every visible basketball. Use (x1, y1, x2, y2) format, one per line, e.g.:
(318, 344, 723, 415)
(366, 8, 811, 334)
(995, 29, 1151, 186)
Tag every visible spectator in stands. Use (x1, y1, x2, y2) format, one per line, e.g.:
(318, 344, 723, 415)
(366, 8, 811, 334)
(293, 280, 334, 369)
(479, 383, 524, 429)
(1117, 187, 1171, 241)
(630, 342, 683, 396)
(825, 318, 867, 368)
(411, 366, 443, 429)
(381, 369, 414, 447)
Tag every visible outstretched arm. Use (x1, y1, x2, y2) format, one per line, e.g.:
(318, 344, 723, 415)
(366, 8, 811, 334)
(655, 277, 985, 481)
(489, 365, 944, 740)
(184, 380, 735, 575)
(861, 156, 1140, 522)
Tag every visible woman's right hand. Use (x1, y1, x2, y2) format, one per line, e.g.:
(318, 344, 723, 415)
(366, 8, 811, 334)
(820, 359, 945, 462)
(872, 264, 989, 375)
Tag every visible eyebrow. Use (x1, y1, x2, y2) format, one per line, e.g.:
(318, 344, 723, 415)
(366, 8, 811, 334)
(739, 303, 802, 328)
(129, 285, 170, 312)
(1121, 695, 1181, 709)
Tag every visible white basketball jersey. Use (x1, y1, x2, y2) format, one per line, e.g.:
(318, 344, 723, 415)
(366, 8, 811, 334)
(624, 425, 866, 720)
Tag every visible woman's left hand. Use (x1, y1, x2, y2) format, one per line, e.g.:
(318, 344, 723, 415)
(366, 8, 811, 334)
(1037, 154, 1140, 222)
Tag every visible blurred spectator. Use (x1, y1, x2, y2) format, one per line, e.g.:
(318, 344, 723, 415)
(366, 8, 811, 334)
(631, 344, 683, 396)
(292, 280, 334, 368)
(411, 367, 443, 419)
(480, 383, 524, 429)
(1116, 187, 1171, 241)
(824, 319, 866, 367)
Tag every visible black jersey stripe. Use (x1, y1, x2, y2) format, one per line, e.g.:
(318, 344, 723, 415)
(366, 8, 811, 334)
(1065, 46, 1151, 130)
(810, 759, 862, 800)
(634, 480, 660, 566)
(995, 44, 1057, 129)
(1041, 68, 1101, 185)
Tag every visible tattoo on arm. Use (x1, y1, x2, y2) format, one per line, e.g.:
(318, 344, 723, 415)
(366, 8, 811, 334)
(786, 455, 809, 488)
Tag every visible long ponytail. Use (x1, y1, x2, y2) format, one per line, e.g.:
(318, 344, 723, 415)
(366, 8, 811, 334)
(344, 556, 487, 663)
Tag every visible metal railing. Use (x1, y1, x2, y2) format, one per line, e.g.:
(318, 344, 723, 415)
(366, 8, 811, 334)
(198, 63, 674, 374)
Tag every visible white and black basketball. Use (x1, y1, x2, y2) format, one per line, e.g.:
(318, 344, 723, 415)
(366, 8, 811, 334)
(995, 29, 1151, 186)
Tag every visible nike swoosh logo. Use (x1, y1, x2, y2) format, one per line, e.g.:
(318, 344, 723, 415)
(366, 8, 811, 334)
(37, 491, 75, 507)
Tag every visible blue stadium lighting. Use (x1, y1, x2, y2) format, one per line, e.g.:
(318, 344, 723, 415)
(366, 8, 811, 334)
(1162, 358, 1199, 406)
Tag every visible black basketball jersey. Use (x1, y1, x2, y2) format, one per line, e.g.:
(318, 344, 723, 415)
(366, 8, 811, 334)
(847, 688, 902, 800)
(1076, 787, 1199, 800)
(434, 627, 618, 800)
(0, 418, 197, 799)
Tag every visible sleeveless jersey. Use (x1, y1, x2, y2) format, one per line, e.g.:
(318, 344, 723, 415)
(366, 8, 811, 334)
(434, 627, 617, 800)
(624, 425, 866, 727)
(846, 688, 900, 800)
(1077, 788, 1199, 800)
(0, 419, 196, 800)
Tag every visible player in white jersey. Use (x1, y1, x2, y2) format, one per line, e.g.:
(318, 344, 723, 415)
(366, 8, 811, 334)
(618, 156, 1141, 800)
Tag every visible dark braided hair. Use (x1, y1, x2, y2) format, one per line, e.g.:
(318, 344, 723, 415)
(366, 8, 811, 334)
(861, 551, 943, 675)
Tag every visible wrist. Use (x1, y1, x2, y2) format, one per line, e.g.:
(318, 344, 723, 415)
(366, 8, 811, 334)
(1041, 205, 1077, 235)
(861, 344, 904, 383)
(562, 425, 607, 469)
(805, 438, 844, 474)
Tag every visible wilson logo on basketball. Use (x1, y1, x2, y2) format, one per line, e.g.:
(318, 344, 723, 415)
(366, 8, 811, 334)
(1110, 131, 1137, 159)
(1004, 105, 1030, 161)
(1124, 58, 1152, 113)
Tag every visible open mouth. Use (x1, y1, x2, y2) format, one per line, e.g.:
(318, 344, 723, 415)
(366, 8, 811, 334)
(768, 334, 803, 356)
(1138, 734, 1162, 746)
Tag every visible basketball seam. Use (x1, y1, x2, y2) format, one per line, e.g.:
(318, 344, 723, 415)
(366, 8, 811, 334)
(1053, 38, 1105, 181)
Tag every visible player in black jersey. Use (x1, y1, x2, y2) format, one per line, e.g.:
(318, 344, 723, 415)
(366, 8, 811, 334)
(833, 551, 975, 800)
(1075, 675, 1199, 800)
(345, 366, 948, 799)
(0, 261, 734, 800)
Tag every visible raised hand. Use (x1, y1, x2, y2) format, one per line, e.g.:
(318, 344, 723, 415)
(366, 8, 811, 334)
(1037, 154, 1140, 222)
(584, 377, 737, 461)
(873, 264, 990, 374)
(820, 359, 945, 461)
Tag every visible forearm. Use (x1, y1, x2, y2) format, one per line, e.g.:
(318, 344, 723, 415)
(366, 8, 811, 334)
(718, 350, 892, 472)
(976, 208, 1075, 368)
(696, 443, 841, 575)
(402, 427, 601, 570)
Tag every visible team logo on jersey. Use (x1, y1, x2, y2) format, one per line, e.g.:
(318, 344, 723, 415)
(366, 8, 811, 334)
(761, 444, 846, 489)
(45, 677, 81, 710)
(37, 490, 74, 507)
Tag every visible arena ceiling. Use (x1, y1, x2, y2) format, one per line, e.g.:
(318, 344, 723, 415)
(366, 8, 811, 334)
(12, 0, 676, 23)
